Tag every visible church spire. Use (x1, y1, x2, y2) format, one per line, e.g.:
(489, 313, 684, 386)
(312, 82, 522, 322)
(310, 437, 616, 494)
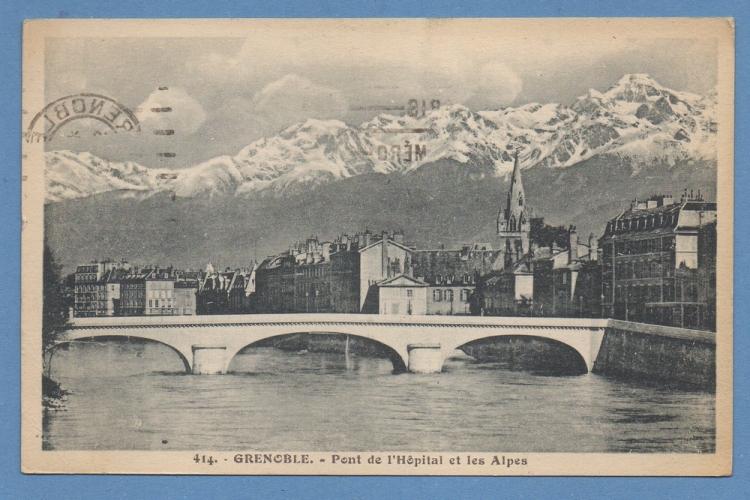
(496, 151, 531, 266)
(508, 151, 525, 215)
(498, 152, 526, 230)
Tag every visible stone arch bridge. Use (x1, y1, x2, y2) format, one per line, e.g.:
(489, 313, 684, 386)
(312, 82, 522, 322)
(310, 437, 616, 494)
(63, 314, 610, 375)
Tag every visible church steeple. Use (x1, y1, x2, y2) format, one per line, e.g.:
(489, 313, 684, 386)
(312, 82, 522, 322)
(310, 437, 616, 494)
(508, 151, 525, 215)
(496, 152, 531, 267)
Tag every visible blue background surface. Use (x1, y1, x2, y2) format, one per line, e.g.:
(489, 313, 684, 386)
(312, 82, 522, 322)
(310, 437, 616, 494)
(1, 1, 746, 498)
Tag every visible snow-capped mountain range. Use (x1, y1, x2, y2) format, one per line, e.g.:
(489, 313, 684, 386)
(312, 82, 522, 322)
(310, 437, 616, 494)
(45, 74, 717, 203)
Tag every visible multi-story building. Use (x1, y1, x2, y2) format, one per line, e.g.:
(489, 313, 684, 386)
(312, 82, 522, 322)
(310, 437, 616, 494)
(117, 267, 154, 316)
(599, 192, 717, 330)
(73, 263, 104, 318)
(255, 255, 298, 314)
(191, 263, 257, 315)
(227, 265, 257, 314)
(255, 230, 414, 314)
(410, 243, 503, 316)
(358, 231, 414, 313)
(145, 268, 176, 316)
(173, 281, 198, 315)
(73, 260, 130, 317)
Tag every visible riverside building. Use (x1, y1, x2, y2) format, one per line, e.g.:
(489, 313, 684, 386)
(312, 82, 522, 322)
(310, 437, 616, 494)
(599, 191, 717, 330)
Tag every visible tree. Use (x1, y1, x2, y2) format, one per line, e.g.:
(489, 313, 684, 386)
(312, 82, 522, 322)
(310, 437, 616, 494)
(43, 241, 70, 356)
(530, 217, 569, 249)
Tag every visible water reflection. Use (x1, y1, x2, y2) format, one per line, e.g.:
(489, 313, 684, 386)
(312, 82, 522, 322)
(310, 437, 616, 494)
(43, 340, 715, 453)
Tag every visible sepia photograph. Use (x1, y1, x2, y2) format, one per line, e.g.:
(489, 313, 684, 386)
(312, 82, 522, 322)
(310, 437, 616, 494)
(21, 18, 733, 475)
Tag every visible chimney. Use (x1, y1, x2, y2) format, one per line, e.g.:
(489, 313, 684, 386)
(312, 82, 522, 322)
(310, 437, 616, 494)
(647, 199, 657, 209)
(662, 195, 674, 206)
(393, 230, 405, 245)
(568, 225, 578, 264)
(381, 231, 390, 278)
(363, 229, 372, 247)
(588, 233, 598, 262)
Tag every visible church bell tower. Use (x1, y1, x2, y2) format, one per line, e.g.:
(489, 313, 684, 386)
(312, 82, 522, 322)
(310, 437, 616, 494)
(497, 152, 531, 268)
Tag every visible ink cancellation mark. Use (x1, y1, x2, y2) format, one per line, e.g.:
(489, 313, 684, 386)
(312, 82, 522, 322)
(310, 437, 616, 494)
(24, 93, 140, 143)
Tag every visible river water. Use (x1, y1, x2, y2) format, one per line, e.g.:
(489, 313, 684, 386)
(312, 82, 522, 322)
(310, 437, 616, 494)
(44, 340, 715, 453)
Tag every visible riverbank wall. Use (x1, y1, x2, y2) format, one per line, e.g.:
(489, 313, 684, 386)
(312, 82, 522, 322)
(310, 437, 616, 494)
(592, 320, 716, 391)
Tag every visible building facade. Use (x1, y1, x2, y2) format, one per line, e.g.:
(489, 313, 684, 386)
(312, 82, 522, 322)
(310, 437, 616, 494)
(145, 269, 176, 316)
(196, 264, 257, 315)
(117, 268, 153, 317)
(426, 283, 474, 315)
(72, 263, 204, 317)
(73, 260, 130, 317)
(255, 231, 412, 315)
(377, 275, 428, 315)
(599, 193, 717, 330)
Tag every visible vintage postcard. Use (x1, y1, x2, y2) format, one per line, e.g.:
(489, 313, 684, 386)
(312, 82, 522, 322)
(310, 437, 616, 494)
(21, 18, 733, 475)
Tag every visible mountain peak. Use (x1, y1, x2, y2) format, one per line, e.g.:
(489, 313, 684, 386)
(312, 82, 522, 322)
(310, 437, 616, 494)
(617, 73, 664, 87)
(281, 118, 350, 138)
(604, 73, 703, 105)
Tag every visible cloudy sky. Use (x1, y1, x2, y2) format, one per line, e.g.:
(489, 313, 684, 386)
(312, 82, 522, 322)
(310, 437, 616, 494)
(44, 23, 717, 169)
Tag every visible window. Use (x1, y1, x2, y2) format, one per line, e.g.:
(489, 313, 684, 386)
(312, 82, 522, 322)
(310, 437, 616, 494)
(433, 289, 442, 301)
(445, 289, 454, 302)
(391, 303, 400, 314)
(406, 289, 413, 298)
(149, 300, 152, 307)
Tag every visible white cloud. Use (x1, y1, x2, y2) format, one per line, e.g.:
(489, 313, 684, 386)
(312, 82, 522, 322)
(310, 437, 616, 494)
(136, 87, 207, 135)
(466, 63, 524, 109)
(248, 74, 348, 132)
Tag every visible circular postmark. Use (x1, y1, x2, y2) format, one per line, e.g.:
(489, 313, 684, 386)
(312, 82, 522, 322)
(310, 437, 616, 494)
(25, 93, 140, 143)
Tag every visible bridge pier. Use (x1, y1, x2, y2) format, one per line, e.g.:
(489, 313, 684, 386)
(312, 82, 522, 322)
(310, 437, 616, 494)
(191, 346, 229, 375)
(407, 344, 443, 374)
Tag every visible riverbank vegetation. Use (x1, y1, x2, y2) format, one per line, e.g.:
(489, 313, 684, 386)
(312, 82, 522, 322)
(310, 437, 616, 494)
(42, 240, 72, 404)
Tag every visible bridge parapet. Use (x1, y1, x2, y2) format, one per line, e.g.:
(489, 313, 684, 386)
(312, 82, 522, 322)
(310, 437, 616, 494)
(69, 313, 612, 329)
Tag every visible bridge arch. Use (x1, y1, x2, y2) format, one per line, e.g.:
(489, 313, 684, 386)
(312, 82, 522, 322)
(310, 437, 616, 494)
(56, 334, 193, 374)
(224, 331, 408, 374)
(456, 334, 589, 375)
(444, 327, 604, 373)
